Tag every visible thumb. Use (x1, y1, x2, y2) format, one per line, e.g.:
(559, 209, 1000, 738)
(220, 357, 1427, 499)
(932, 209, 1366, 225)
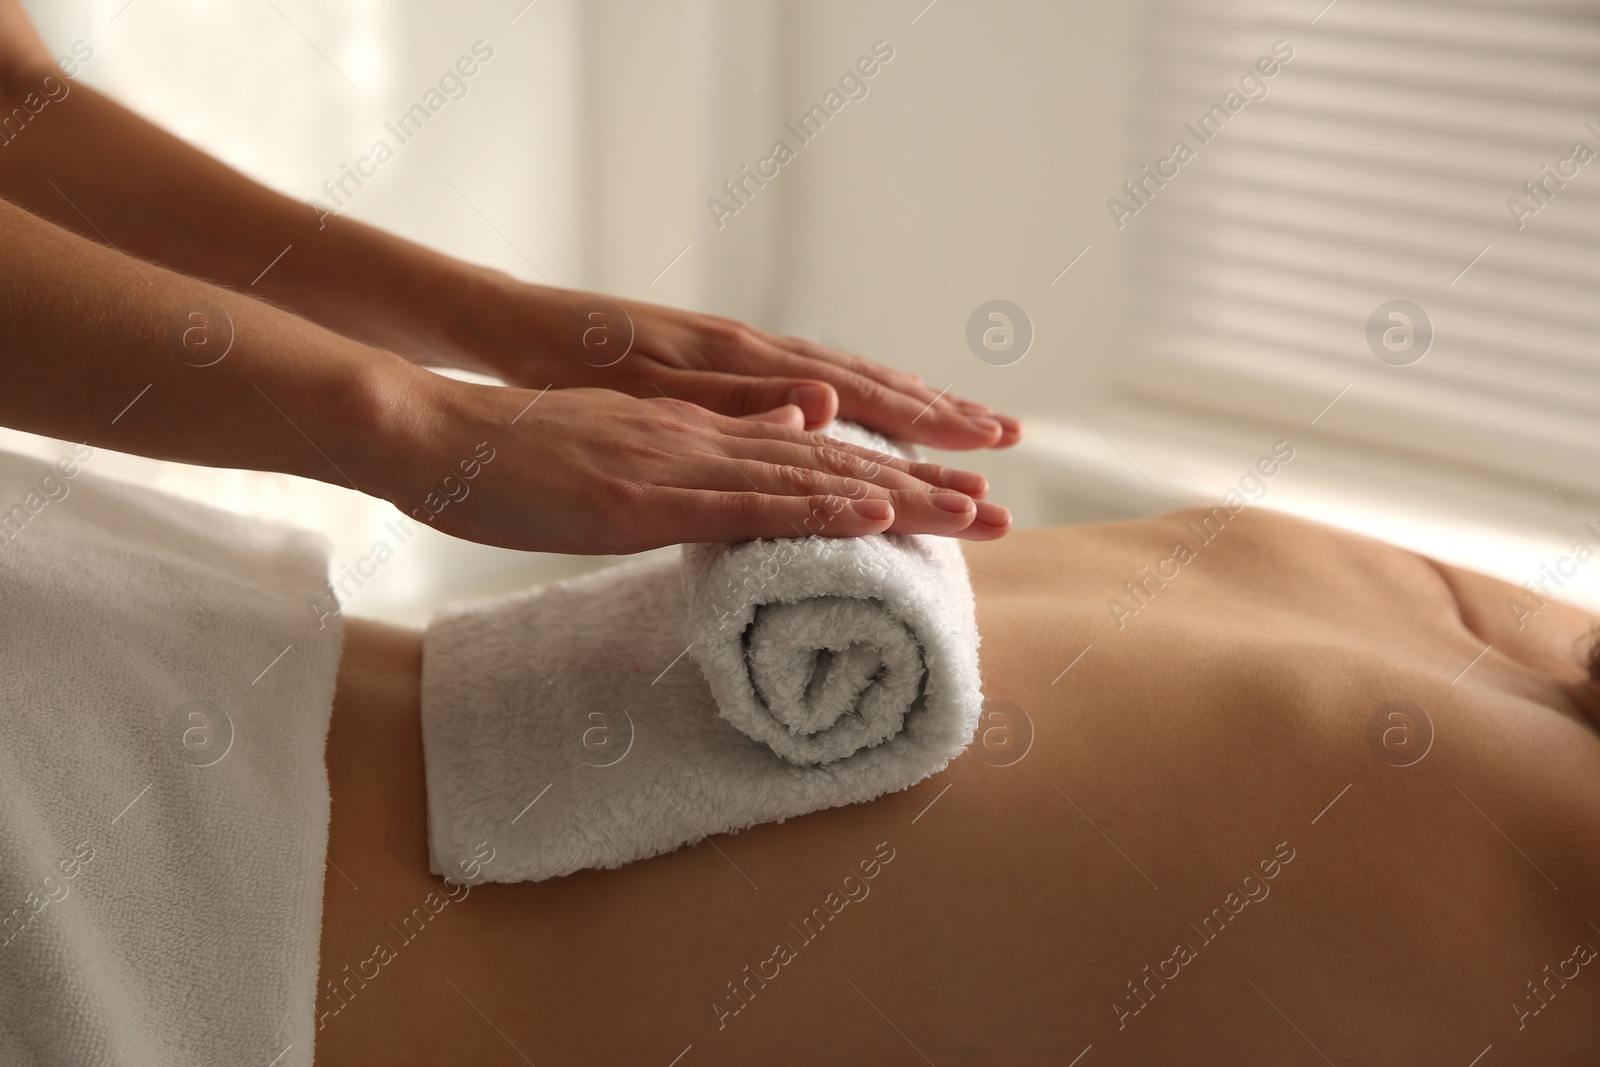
(739, 404, 807, 430)
(654, 367, 839, 428)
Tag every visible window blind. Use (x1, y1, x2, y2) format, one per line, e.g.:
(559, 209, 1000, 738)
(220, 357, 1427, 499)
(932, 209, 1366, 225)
(1125, 0, 1600, 494)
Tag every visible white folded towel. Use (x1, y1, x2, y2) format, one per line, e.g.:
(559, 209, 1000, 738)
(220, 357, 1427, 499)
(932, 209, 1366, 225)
(420, 422, 984, 884)
(0, 447, 342, 1067)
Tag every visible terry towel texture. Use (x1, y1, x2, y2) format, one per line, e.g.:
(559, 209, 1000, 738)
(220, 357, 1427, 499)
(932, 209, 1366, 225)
(420, 422, 982, 883)
(0, 448, 343, 1067)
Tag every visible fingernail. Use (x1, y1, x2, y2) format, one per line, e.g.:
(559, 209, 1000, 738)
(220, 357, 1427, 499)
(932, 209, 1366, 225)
(852, 499, 892, 521)
(976, 502, 1011, 526)
(785, 384, 833, 418)
(973, 416, 1002, 436)
(931, 493, 975, 514)
(941, 467, 988, 495)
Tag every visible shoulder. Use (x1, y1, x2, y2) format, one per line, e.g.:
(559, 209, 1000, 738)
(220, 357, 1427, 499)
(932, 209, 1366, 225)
(1429, 558, 1599, 687)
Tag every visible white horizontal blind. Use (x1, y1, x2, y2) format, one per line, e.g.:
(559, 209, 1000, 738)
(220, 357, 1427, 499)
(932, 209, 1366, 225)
(1125, 0, 1600, 494)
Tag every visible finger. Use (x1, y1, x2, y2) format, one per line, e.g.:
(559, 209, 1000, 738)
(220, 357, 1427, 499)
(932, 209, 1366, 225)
(813, 367, 1004, 449)
(645, 395, 991, 496)
(974, 500, 1010, 528)
(771, 338, 1010, 448)
(647, 488, 895, 543)
(898, 395, 1005, 449)
(795, 344, 1000, 425)
(950, 502, 1013, 541)
(714, 423, 990, 498)
(651, 364, 839, 428)
(686, 457, 978, 536)
(775, 336, 939, 401)
(739, 404, 807, 430)
(699, 334, 998, 448)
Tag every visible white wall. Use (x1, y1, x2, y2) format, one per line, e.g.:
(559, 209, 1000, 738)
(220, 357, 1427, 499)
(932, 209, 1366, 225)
(28, 0, 588, 280)
(8, 0, 1139, 624)
(23, 0, 1137, 409)
(14, 0, 602, 623)
(12, 0, 1600, 620)
(771, 0, 1137, 420)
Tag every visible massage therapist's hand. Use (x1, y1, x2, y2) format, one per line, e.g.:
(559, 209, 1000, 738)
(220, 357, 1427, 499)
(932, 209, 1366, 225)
(443, 279, 1024, 451)
(381, 378, 1012, 555)
(0, 6, 1015, 459)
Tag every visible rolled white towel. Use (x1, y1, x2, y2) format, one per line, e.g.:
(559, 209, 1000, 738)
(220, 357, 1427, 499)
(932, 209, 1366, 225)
(420, 422, 985, 882)
(682, 424, 981, 767)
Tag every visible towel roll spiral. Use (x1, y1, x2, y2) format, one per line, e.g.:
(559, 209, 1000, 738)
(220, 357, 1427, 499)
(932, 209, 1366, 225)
(681, 422, 981, 767)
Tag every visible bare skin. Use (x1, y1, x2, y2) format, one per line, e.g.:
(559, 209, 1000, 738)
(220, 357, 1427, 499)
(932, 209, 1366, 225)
(314, 508, 1600, 1066)
(0, 0, 1018, 551)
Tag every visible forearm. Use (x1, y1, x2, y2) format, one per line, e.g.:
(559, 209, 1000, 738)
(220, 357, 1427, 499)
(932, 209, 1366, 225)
(0, 57, 506, 374)
(0, 2, 1022, 455)
(0, 194, 425, 496)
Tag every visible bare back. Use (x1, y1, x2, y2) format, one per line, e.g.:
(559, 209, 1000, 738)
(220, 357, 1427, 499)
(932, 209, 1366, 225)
(315, 509, 1600, 1065)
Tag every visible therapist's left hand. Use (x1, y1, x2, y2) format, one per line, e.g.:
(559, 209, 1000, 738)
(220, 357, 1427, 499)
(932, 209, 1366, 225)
(448, 277, 1024, 451)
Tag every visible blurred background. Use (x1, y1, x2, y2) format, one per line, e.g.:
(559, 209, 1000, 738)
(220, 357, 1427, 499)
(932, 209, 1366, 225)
(7, 0, 1600, 623)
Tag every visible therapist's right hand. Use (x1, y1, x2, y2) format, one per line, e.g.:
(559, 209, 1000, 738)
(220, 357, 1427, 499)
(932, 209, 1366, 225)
(379, 378, 1011, 556)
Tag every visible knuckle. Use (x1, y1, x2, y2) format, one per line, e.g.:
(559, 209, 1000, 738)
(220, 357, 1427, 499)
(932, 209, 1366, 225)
(834, 445, 892, 482)
(627, 442, 676, 465)
(852, 377, 892, 409)
(838, 352, 874, 377)
(601, 477, 649, 514)
(634, 407, 704, 438)
(613, 434, 676, 465)
(678, 403, 719, 429)
(722, 491, 768, 525)
(777, 464, 827, 495)
(812, 445, 848, 474)
(713, 323, 760, 361)
(622, 410, 672, 435)
(728, 376, 769, 412)
(817, 446, 869, 479)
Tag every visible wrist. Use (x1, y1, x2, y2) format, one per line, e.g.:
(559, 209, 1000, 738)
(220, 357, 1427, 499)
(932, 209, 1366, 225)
(430, 261, 518, 374)
(290, 217, 511, 377)
(321, 346, 445, 508)
(433, 266, 570, 382)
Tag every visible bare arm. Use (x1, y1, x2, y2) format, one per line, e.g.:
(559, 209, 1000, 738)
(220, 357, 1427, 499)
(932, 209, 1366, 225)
(0, 3, 1019, 448)
(0, 196, 1013, 551)
(0, 16, 487, 375)
(0, 191, 407, 489)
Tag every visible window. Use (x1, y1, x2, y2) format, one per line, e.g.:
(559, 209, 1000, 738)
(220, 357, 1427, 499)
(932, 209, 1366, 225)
(1125, 0, 1600, 495)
